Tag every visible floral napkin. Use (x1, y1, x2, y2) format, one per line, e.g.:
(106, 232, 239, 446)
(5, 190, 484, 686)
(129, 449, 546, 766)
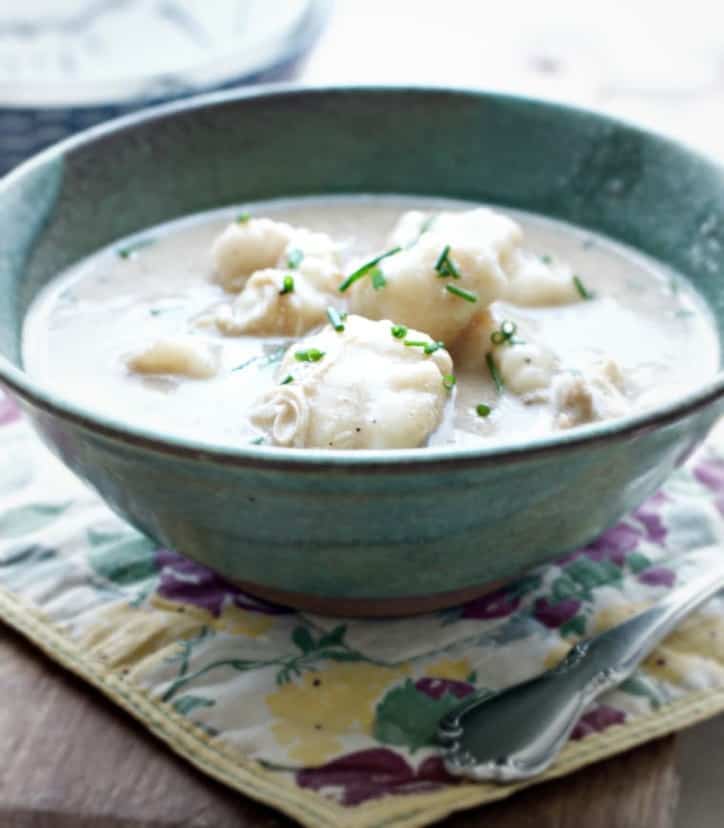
(2, 386, 724, 827)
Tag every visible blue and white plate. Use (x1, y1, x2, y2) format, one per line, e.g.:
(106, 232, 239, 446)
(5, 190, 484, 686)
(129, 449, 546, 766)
(0, 0, 329, 173)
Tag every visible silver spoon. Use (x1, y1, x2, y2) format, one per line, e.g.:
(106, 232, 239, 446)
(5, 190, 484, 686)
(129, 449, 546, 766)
(438, 544, 724, 783)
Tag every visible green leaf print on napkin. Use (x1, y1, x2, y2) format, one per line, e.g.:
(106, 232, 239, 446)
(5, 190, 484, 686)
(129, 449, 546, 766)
(171, 695, 216, 716)
(619, 675, 663, 710)
(0, 502, 71, 538)
(89, 537, 157, 587)
(374, 679, 463, 752)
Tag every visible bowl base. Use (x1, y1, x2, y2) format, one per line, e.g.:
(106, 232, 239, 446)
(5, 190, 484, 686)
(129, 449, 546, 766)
(231, 577, 507, 618)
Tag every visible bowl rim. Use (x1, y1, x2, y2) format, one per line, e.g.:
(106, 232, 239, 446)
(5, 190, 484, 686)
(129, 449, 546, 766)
(2, 82, 724, 471)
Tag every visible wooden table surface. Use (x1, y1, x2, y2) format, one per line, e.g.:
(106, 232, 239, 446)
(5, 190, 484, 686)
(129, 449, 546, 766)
(0, 624, 679, 827)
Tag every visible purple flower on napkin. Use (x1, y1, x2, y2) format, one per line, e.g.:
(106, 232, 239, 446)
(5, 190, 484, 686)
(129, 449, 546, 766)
(0, 393, 19, 426)
(460, 587, 522, 620)
(296, 748, 452, 806)
(694, 457, 724, 516)
(637, 567, 676, 588)
(557, 489, 669, 571)
(571, 704, 626, 740)
(694, 456, 724, 492)
(154, 548, 292, 616)
(533, 596, 582, 629)
(631, 493, 669, 545)
(415, 677, 475, 701)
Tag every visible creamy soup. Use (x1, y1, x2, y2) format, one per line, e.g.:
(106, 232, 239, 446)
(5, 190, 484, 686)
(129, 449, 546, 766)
(23, 196, 719, 451)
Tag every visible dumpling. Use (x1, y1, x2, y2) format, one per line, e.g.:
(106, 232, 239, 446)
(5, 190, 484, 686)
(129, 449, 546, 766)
(387, 210, 431, 248)
(552, 360, 629, 429)
(453, 311, 557, 396)
(348, 208, 521, 344)
(285, 227, 340, 288)
(212, 218, 292, 291)
(212, 217, 340, 293)
(495, 341, 557, 396)
(250, 315, 453, 449)
(504, 251, 580, 306)
(127, 336, 218, 379)
(384, 208, 585, 312)
(214, 268, 339, 338)
(209, 218, 343, 336)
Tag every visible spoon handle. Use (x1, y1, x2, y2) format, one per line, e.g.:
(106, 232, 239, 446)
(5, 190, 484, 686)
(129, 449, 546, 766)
(438, 544, 724, 783)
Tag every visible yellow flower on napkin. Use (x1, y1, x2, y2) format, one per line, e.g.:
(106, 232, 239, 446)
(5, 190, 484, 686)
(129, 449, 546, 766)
(266, 661, 410, 763)
(77, 601, 205, 678)
(150, 594, 273, 638)
(425, 657, 472, 681)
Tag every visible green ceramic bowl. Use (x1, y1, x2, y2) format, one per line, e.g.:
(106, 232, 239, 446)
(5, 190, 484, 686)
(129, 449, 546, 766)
(2, 86, 724, 616)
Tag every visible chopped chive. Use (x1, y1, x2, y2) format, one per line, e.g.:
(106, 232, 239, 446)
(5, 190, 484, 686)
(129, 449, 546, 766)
(232, 347, 286, 373)
(490, 319, 518, 346)
(434, 245, 449, 273)
(280, 375, 294, 385)
(117, 238, 154, 259)
(338, 247, 402, 292)
(420, 214, 437, 235)
(286, 247, 304, 269)
(403, 339, 445, 355)
(250, 436, 265, 445)
(435, 244, 461, 278)
(236, 211, 251, 224)
(370, 267, 387, 290)
(263, 346, 286, 366)
(148, 305, 184, 317)
(327, 306, 345, 332)
(391, 324, 408, 339)
(279, 275, 295, 295)
(443, 374, 456, 391)
(476, 403, 492, 417)
(294, 348, 325, 363)
(540, 254, 553, 265)
(573, 275, 595, 300)
(405, 214, 438, 248)
(232, 355, 261, 372)
(486, 352, 503, 393)
(445, 284, 477, 303)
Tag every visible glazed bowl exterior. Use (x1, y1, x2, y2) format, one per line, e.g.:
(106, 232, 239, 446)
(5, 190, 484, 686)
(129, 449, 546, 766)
(1, 86, 724, 615)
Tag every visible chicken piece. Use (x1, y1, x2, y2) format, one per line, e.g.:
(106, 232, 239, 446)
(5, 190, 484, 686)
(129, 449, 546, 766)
(552, 359, 629, 429)
(214, 268, 339, 338)
(127, 336, 218, 379)
(250, 315, 453, 449)
(212, 218, 340, 293)
(504, 250, 580, 306)
(348, 208, 521, 343)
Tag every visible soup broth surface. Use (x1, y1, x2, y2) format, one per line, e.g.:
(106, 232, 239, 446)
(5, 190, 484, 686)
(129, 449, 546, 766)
(23, 196, 719, 450)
